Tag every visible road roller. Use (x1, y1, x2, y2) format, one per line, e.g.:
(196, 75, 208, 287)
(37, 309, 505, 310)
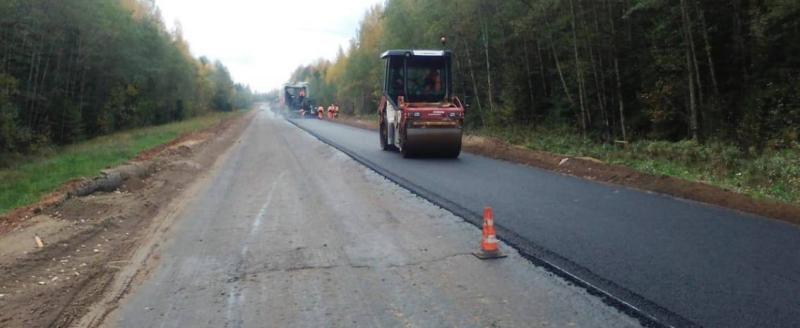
(280, 82, 315, 119)
(378, 49, 465, 158)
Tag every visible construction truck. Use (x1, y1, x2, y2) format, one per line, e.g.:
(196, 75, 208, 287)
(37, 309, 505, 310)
(280, 82, 314, 118)
(377, 49, 465, 158)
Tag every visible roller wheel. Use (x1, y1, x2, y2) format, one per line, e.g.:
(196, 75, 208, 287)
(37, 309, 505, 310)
(400, 134, 413, 158)
(444, 139, 462, 158)
(380, 120, 391, 151)
(401, 144, 413, 158)
(444, 146, 461, 158)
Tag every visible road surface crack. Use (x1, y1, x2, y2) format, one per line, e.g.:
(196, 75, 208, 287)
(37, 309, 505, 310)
(243, 253, 476, 277)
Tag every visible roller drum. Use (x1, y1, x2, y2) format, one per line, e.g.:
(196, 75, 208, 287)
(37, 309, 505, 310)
(403, 127, 462, 158)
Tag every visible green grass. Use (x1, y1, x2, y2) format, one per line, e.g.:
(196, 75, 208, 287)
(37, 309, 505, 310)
(0, 111, 240, 215)
(348, 113, 378, 123)
(473, 124, 800, 205)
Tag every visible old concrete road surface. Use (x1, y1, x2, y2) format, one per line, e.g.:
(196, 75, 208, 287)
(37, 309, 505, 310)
(107, 108, 640, 327)
(291, 118, 800, 328)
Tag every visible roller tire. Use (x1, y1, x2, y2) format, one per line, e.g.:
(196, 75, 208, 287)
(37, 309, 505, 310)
(444, 145, 461, 158)
(401, 145, 413, 158)
(380, 121, 391, 151)
(444, 137, 462, 158)
(400, 134, 414, 158)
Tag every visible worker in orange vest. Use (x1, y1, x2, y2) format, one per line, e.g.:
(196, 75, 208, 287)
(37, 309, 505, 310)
(424, 69, 442, 93)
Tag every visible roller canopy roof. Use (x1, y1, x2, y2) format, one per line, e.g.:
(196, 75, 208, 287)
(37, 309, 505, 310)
(283, 82, 309, 88)
(380, 50, 452, 59)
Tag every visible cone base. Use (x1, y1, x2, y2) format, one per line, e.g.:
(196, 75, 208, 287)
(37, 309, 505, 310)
(473, 249, 507, 260)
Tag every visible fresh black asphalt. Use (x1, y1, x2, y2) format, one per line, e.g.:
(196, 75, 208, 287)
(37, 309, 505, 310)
(292, 118, 800, 328)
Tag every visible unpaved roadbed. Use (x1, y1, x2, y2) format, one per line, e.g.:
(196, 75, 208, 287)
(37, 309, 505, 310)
(0, 111, 252, 327)
(105, 109, 640, 327)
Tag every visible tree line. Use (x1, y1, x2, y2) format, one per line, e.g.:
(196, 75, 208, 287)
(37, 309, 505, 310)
(0, 0, 253, 156)
(289, 0, 799, 151)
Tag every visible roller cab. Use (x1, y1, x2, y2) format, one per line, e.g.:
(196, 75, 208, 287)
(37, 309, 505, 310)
(281, 82, 315, 118)
(378, 49, 464, 158)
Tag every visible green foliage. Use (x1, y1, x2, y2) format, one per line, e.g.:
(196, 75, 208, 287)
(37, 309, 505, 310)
(0, 104, 20, 153)
(0, 0, 251, 157)
(0, 74, 19, 152)
(233, 84, 254, 111)
(290, 0, 799, 148)
(210, 61, 236, 112)
(285, 0, 800, 203)
(57, 101, 85, 145)
(288, 5, 385, 115)
(0, 111, 238, 215)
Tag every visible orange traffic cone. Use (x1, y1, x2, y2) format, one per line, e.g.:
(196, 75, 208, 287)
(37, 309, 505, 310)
(474, 207, 506, 259)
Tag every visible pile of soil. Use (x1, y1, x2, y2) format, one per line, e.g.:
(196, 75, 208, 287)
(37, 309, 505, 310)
(333, 115, 800, 225)
(0, 112, 252, 327)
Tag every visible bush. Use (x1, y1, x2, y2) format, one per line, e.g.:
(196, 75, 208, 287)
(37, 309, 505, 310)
(0, 103, 16, 153)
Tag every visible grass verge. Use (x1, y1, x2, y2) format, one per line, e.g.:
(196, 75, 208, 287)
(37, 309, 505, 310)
(0, 111, 242, 215)
(474, 124, 800, 206)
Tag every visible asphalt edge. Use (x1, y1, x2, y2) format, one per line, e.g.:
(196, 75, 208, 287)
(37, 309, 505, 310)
(287, 117, 698, 328)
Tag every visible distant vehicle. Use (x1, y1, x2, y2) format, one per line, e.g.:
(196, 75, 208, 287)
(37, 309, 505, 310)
(280, 82, 315, 118)
(377, 49, 465, 158)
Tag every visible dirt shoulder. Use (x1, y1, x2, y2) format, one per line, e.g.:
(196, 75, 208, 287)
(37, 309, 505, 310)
(331, 114, 800, 225)
(0, 111, 253, 327)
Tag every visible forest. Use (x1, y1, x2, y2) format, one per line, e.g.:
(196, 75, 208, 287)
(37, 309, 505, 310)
(0, 0, 253, 158)
(290, 0, 799, 151)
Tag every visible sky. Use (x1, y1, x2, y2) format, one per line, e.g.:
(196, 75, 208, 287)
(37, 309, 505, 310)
(156, 0, 382, 93)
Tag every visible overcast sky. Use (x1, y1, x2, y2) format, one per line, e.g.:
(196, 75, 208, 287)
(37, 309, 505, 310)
(156, 0, 382, 92)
